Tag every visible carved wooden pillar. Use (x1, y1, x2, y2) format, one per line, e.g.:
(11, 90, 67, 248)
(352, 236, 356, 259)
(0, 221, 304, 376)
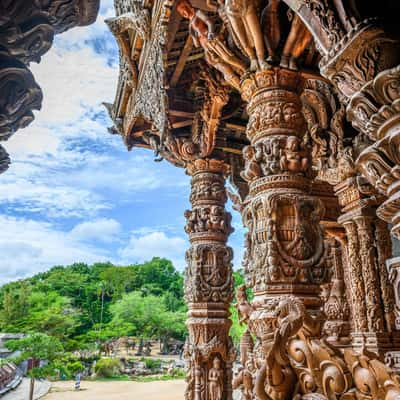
(375, 219, 397, 332)
(340, 220, 368, 334)
(183, 158, 235, 400)
(233, 68, 329, 399)
(320, 235, 351, 346)
(317, 22, 400, 240)
(336, 176, 399, 355)
(240, 68, 326, 310)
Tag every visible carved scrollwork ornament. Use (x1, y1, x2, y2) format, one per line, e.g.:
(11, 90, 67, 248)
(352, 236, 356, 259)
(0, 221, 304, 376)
(0, 145, 10, 174)
(0, 52, 43, 139)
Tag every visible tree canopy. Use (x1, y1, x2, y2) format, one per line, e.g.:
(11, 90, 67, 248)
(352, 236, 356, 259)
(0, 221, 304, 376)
(0, 258, 246, 349)
(0, 258, 186, 348)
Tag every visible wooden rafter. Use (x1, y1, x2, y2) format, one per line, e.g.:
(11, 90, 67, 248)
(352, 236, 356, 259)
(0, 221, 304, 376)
(170, 34, 193, 87)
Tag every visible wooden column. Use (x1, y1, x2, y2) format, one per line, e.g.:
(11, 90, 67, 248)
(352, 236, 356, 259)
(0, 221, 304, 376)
(336, 177, 399, 355)
(236, 68, 329, 399)
(183, 158, 235, 400)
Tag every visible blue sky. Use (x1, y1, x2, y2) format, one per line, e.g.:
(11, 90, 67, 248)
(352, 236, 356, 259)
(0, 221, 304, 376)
(0, 0, 244, 283)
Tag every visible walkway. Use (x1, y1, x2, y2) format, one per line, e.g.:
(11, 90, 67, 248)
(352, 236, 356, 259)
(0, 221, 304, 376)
(2, 378, 51, 400)
(42, 380, 185, 400)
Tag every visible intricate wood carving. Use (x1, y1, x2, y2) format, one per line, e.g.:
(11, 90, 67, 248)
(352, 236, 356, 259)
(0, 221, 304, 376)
(0, 52, 43, 139)
(107, 0, 400, 397)
(184, 159, 235, 400)
(0, 145, 10, 174)
(320, 237, 351, 345)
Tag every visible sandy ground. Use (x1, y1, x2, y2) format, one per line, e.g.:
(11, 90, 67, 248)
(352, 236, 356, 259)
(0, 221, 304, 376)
(43, 380, 185, 400)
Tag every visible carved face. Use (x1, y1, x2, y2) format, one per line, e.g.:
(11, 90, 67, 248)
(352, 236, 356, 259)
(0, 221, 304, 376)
(286, 136, 300, 151)
(243, 145, 255, 160)
(176, 0, 195, 19)
(213, 357, 221, 369)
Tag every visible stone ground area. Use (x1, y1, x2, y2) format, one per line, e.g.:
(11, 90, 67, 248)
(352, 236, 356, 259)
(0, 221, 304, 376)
(42, 380, 185, 400)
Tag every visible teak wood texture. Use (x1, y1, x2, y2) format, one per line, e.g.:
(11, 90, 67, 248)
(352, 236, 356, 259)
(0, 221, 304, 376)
(3, 0, 398, 399)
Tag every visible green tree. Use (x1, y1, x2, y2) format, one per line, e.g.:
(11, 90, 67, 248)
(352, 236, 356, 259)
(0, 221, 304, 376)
(6, 333, 64, 400)
(1, 291, 79, 339)
(109, 291, 186, 342)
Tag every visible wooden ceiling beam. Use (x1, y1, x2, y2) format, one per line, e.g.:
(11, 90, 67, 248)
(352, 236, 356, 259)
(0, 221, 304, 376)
(169, 35, 193, 87)
(166, 8, 182, 54)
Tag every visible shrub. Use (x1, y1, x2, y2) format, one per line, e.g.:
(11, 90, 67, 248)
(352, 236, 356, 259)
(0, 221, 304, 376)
(67, 361, 84, 375)
(140, 357, 162, 371)
(94, 358, 121, 377)
(168, 368, 185, 378)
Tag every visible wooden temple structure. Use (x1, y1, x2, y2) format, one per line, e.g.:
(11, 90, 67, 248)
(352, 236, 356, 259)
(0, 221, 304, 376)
(2, 0, 400, 398)
(105, 0, 400, 399)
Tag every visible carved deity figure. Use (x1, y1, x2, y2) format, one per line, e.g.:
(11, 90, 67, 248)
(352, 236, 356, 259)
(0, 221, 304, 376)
(208, 357, 224, 400)
(280, 136, 309, 173)
(235, 284, 253, 324)
(176, 0, 245, 90)
(208, 206, 225, 231)
(241, 145, 262, 181)
(223, 0, 269, 70)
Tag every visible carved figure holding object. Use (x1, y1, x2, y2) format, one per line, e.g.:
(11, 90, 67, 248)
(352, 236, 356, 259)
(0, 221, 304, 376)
(176, 0, 246, 79)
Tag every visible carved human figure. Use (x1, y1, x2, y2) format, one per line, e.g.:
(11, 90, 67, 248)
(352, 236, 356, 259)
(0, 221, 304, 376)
(176, 0, 246, 90)
(198, 207, 209, 231)
(208, 357, 224, 400)
(260, 0, 281, 63)
(232, 361, 254, 400)
(208, 206, 225, 231)
(185, 209, 197, 233)
(223, 0, 269, 70)
(280, 136, 309, 173)
(280, 13, 312, 71)
(240, 145, 262, 181)
(235, 284, 253, 324)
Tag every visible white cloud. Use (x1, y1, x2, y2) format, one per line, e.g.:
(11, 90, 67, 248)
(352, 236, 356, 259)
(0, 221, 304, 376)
(0, 216, 111, 283)
(0, 3, 193, 284)
(70, 218, 121, 242)
(0, 175, 110, 218)
(29, 46, 117, 127)
(119, 231, 188, 270)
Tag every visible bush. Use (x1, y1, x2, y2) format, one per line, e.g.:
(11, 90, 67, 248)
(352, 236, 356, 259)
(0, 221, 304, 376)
(94, 358, 121, 377)
(168, 368, 185, 378)
(67, 361, 84, 375)
(140, 357, 162, 371)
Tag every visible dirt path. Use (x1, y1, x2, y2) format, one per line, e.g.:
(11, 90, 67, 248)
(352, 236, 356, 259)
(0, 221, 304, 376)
(43, 380, 185, 400)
